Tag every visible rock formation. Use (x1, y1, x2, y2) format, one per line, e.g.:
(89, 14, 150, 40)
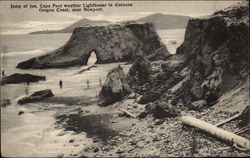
(18, 89, 54, 104)
(17, 22, 169, 69)
(126, 2, 249, 117)
(99, 66, 131, 106)
(0, 99, 11, 107)
(1, 73, 46, 85)
(126, 56, 153, 93)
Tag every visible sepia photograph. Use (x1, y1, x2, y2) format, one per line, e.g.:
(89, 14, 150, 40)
(0, 0, 249, 157)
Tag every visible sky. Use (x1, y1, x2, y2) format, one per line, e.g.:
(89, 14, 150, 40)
(0, 0, 243, 34)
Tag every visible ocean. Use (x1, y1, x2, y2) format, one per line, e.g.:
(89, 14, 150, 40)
(0, 29, 185, 157)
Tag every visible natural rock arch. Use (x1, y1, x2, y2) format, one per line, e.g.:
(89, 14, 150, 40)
(17, 23, 169, 69)
(86, 50, 98, 65)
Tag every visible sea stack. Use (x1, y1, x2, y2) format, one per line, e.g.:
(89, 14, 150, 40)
(99, 65, 132, 106)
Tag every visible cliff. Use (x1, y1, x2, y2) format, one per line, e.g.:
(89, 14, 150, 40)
(17, 22, 169, 69)
(126, 2, 249, 115)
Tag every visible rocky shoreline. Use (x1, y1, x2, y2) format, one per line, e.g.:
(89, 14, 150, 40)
(1, 1, 249, 157)
(77, 2, 250, 157)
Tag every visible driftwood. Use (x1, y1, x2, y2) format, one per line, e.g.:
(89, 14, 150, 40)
(235, 125, 250, 135)
(214, 112, 242, 127)
(181, 116, 250, 150)
(76, 65, 97, 74)
(119, 108, 136, 118)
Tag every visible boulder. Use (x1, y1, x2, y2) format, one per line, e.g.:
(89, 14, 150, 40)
(1, 73, 46, 85)
(138, 90, 161, 104)
(152, 102, 179, 119)
(17, 22, 169, 69)
(18, 89, 54, 104)
(0, 99, 11, 107)
(98, 66, 131, 106)
(238, 105, 250, 126)
(126, 56, 152, 92)
(18, 111, 24, 115)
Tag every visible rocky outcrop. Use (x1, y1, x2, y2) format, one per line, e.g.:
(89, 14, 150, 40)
(238, 105, 250, 126)
(126, 56, 153, 93)
(1, 73, 46, 85)
(18, 89, 54, 104)
(17, 22, 169, 69)
(0, 99, 11, 107)
(128, 2, 249, 117)
(99, 66, 131, 106)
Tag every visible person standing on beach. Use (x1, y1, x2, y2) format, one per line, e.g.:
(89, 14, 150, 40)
(99, 78, 102, 87)
(59, 80, 63, 89)
(87, 79, 90, 88)
(2, 70, 5, 77)
(25, 81, 29, 95)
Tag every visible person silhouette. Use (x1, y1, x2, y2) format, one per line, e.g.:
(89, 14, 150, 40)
(87, 79, 90, 89)
(2, 70, 5, 77)
(59, 80, 63, 89)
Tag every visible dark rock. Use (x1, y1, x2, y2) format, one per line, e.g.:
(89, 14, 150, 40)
(69, 138, 75, 143)
(93, 147, 99, 153)
(98, 66, 131, 106)
(138, 112, 148, 119)
(17, 23, 169, 69)
(238, 105, 250, 126)
(126, 56, 152, 92)
(152, 102, 179, 119)
(1, 73, 46, 85)
(18, 111, 24, 115)
(205, 90, 219, 106)
(0, 99, 11, 107)
(138, 90, 161, 104)
(18, 89, 54, 104)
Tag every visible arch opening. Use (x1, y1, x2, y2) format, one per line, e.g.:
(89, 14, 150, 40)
(87, 50, 97, 65)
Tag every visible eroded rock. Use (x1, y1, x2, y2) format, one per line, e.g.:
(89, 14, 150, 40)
(99, 66, 131, 106)
(17, 23, 169, 69)
(18, 89, 54, 104)
(1, 73, 46, 85)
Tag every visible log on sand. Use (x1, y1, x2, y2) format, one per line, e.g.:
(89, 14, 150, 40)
(181, 116, 250, 150)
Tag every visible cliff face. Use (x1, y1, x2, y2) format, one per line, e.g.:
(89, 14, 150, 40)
(17, 23, 169, 69)
(127, 2, 249, 112)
